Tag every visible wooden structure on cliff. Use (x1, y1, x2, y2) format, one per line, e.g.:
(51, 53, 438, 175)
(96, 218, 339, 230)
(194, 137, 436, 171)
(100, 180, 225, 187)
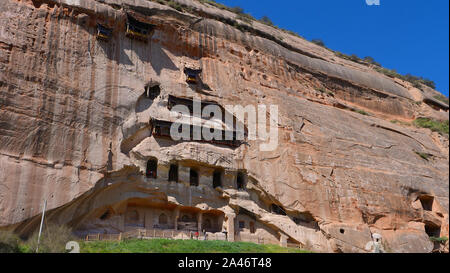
(125, 13, 156, 42)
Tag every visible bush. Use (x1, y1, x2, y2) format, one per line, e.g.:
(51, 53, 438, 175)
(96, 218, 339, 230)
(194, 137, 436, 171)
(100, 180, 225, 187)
(260, 16, 274, 26)
(430, 236, 448, 243)
(415, 151, 430, 161)
(26, 223, 77, 253)
(351, 108, 370, 116)
(0, 230, 22, 253)
(413, 118, 449, 135)
(311, 39, 325, 47)
(363, 56, 381, 66)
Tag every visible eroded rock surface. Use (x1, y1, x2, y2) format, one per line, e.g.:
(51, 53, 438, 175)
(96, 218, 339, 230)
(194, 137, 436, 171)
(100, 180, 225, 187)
(0, 0, 448, 253)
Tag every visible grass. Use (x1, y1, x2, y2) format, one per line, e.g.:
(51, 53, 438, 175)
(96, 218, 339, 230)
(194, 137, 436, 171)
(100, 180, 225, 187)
(350, 108, 370, 116)
(415, 151, 430, 161)
(79, 239, 310, 253)
(390, 120, 412, 127)
(413, 118, 449, 135)
(429, 236, 448, 243)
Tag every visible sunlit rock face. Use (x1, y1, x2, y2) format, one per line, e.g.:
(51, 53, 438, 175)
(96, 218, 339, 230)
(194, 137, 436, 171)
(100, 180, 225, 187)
(0, 0, 448, 253)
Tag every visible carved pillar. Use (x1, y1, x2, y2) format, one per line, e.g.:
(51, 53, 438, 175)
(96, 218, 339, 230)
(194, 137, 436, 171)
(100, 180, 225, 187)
(226, 213, 235, 242)
(174, 207, 180, 230)
(197, 212, 203, 232)
(119, 213, 125, 232)
(144, 210, 152, 229)
(280, 233, 288, 247)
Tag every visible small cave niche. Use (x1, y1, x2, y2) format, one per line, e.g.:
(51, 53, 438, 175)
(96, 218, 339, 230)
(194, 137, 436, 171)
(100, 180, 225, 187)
(146, 158, 158, 178)
(238, 221, 245, 230)
(425, 222, 441, 238)
(213, 169, 223, 188)
(292, 212, 320, 230)
(99, 209, 112, 221)
(168, 164, 178, 182)
(32, 0, 42, 8)
(419, 195, 434, 211)
(270, 204, 287, 216)
(339, 228, 345, 234)
(190, 169, 199, 186)
(144, 83, 161, 100)
(236, 171, 246, 190)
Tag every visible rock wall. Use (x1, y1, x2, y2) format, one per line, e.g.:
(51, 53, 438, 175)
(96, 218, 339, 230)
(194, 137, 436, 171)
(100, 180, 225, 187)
(0, 0, 448, 253)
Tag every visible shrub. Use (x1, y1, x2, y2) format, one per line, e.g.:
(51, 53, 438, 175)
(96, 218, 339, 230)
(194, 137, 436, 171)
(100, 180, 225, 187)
(390, 120, 412, 126)
(351, 108, 370, 116)
(167, 0, 183, 11)
(0, 230, 22, 253)
(311, 39, 325, 47)
(26, 223, 77, 253)
(413, 118, 449, 135)
(363, 56, 381, 66)
(415, 151, 430, 161)
(430, 236, 448, 243)
(260, 16, 274, 26)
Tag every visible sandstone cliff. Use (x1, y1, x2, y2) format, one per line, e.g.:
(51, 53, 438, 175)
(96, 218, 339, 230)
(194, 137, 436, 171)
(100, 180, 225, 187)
(0, 0, 448, 253)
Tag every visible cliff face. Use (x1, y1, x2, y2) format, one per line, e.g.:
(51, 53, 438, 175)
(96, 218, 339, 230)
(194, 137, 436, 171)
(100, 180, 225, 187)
(0, 0, 448, 253)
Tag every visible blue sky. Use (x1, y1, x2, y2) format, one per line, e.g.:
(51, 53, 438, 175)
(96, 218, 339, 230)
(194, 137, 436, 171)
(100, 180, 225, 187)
(216, 0, 449, 96)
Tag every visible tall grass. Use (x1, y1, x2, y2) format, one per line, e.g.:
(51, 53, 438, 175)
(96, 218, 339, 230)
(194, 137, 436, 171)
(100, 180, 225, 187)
(414, 118, 449, 135)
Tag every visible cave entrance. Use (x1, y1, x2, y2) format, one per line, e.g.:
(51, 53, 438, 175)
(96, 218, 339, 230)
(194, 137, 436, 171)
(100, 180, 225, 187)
(168, 164, 178, 182)
(271, 204, 287, 216)
(213, 170, 223, 188)
(425, 223, 441, 238)
(236, 171, 246, 190)
(419, 195, 434, 211)
(184, 68, 202, 84)
(145, 84, 160, 100)
(146, 158, 158, 178)
(190, 169, 199, 186)
(97, 24, 112, 41)
(125, 13, 155, 42)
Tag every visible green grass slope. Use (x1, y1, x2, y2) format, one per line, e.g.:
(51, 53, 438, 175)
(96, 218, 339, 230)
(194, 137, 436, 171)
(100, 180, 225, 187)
(79, 239, 311, 253)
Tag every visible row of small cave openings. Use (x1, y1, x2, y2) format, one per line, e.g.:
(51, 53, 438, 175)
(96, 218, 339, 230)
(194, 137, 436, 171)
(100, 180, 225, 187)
(146, 158, 246, 190)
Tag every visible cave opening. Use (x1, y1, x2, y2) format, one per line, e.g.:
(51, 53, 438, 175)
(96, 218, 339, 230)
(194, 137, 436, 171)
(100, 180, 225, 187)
(419, 195, 434, 211)
(213, 170, 223, 188)
(168, 164, 178, 182)
(425, 223, 441, 238)
(270, 204, 287, 216)
(146, 158, 158, 178)
(236, 171, 246, 190)
(145, 84, 160, 100)
(190, 169, 199, 186)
